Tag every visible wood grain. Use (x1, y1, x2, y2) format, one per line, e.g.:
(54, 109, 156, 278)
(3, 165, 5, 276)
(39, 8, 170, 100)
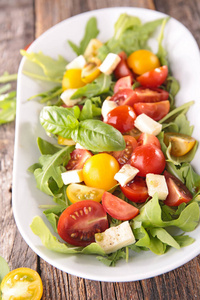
(1, 0, 200, 299)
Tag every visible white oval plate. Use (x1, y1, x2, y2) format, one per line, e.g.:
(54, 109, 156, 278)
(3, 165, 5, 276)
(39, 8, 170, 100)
(13, 7, 200, 282)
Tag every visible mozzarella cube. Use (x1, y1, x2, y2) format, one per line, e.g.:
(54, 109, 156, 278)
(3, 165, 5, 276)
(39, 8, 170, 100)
(66, 55, 86, 70)
(114, 164, 139, 186)
(61, 169, 83, 185)
(99, 53, 121, 75)
(95, 221, 135, 254)
(60, 89, 81, 106)
(75, 143, 86, 150)
(101, 99, 118, 119)
(134, 113, 162, 136)
(146, 173, 168, 200)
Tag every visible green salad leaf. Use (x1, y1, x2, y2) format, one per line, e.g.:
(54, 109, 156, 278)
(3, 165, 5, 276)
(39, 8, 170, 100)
(0, 256, 10, 284)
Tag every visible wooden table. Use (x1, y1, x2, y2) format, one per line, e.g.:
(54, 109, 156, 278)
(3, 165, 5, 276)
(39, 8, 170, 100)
(1, 0, 200, 299)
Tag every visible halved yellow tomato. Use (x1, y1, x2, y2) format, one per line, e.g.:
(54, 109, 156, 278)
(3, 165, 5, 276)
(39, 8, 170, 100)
(62, 69, 86, 90)
(57, 136, 76, 146)
(81, 62, 101, 83)
(67, 183, 105, 203)
(164, 132, 196, 157)
(1, 268, 43, 300)
(84, 38, 103, 59)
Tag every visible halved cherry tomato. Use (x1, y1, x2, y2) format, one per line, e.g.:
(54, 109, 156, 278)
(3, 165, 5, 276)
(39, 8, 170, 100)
(133, 100, 170, 121)
(81, 62, 101, 83)
(120, 177, 149, 203)
(57, 136, 76, 146)
(57, 200, 108, 246)
(127, 49, 160, 75)
(111, 135, 138, 166)
(66, 183, 104, 203)
(62, 69, 86, 90)
(83, 153, 120, 190)
(163, 132, 196, 157)
(105, 105, 137, 133)
(125, 127, 142, 140)
(102, 191, 139, 220)
(1, 268, 43, 300)
(136, 66, 168, 88)
(130, 144, 166, 177)
(134, 87, 169, 102)
(164, 171, 193, 206)
(114, 75, 133, 93)
(114, 51, 134, 80)
(66, 149, 93, 170)
(110, 88, 138, 106)
(137, 132, 161, 149)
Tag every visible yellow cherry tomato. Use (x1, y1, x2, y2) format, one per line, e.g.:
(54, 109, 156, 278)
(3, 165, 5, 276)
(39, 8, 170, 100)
(127, 49, 160, 75)
(67, 183, 105, 203)
(57, 136, 76, 146)
(62, 69, 86, 90)
(81, 62, 101, 83)
(164, 132, 196, 157)
(1, 267, 43, 300)
(83, 153, 120, 191)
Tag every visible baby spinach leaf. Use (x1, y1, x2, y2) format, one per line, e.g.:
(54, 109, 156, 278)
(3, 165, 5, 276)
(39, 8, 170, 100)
(71, 119, 126, 152)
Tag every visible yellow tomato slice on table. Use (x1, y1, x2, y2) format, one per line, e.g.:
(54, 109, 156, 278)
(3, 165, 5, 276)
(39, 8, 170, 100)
(67, 183, 105, 203)
(164, 132, 196, 157)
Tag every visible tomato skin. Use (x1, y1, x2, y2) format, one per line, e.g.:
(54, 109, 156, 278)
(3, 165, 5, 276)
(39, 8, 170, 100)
(57, 200, 108, 246)
(130, 144, 166, 177)
(164, 171, 193, 206)
(133, 100, 170, 121)
(66, 183, 104, 203)
(110, 88, 138, 106)
(114, 51, 134, 80)
(137, 132, 161, 149)
(111, 135, 138, 166)
(83, 153, 120, 191)
(163, 132, 196, 157)
(1, 267, 43, 300)
(134, 87, 169, 102)
(136, 66, 168, 88)
(121, 177, 149, 203)
(102, 191, 139, 220)
(127, 49, 160, 75)
(105, 105, 137, 133)
(66, 149, 93, 170)
(114, 75, 133, 93)
(62, 69, 86, 90)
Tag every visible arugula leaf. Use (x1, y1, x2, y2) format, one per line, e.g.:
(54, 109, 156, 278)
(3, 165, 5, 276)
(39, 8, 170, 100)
(37, 137, 63, 155)
(113, 13, 141, 40)
(0, 72, 17, 83)
(0, 256, 10, 284)
(0, 95, 16, 124)
(156, 18, 169, 66)
(173, 234, 195, 247)
(159, 101, 194, 124)
(96, 249, 126, 266)
(150, 228, 180, 249)
(27, 86, 63, 105)
(148, 234, 167, 255)
(68, 17, 99, 55)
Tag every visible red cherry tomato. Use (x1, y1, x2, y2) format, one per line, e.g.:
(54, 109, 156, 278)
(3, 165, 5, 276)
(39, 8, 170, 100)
(137, 132, 161, 149)
(110, 88, 138, 106)
(66, 149, 93, 170)
(57, 200, 108, 246)
(120, 177, 149, 203)
(130, 144, 166, 177)
(105, 105, 137, 133)
(137, 66, 168, 88)
(114, 51, 134, 80)
(111, 135, 138, 166)
(114, 75, 133, 93)
(164, 171, 193, 206)
(133, 100, 170, 121)
(134, 87, 169, 102)
(102, 191, 139, 220)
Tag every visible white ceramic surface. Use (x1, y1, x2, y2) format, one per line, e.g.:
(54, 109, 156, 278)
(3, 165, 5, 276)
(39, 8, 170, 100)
(13, 7, 200, 282)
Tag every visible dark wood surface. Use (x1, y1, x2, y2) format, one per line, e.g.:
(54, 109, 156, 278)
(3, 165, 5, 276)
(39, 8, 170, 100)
(1, 0, 200, 299)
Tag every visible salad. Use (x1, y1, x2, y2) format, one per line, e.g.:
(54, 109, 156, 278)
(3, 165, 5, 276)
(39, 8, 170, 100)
(21, 13, 200, 266)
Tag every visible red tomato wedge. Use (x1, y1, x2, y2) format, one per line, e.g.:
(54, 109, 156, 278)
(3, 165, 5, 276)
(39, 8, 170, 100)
(164, 171, 193, 206)
(137, 65, 168, 88)
(110, 88, 138, 106)
(102, 191, 139, 220)
(137, 132, 161, 149)
(111, 135, 138, 166)
(114, 75, 133, 93)
(57, 200, 108, 246)
(66, 149, 93, 170)
(114, 51, 134, 80)
(121, 177, 149, 203)
(134, 87, 169, 102)
(133, 100, 170, 121)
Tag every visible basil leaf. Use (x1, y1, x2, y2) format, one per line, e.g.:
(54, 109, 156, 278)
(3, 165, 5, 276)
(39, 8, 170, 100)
(79, 99, 101, 121)
(71, 119, 126, 152)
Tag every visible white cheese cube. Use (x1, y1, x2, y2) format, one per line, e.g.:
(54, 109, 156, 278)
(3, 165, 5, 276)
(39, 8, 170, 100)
(101, 99, 118, 119)
(134, 113, 162, 136)
(114, 164, 139, 186)
(146, 173, 168, 200)
(61, 169, 83, 185)
(99, 53, 121, 75)
(75, 143, 86, 150)
(95, 221, 135, 254)
(60, 89, 81, 106)
(66, 55, 86, 70)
